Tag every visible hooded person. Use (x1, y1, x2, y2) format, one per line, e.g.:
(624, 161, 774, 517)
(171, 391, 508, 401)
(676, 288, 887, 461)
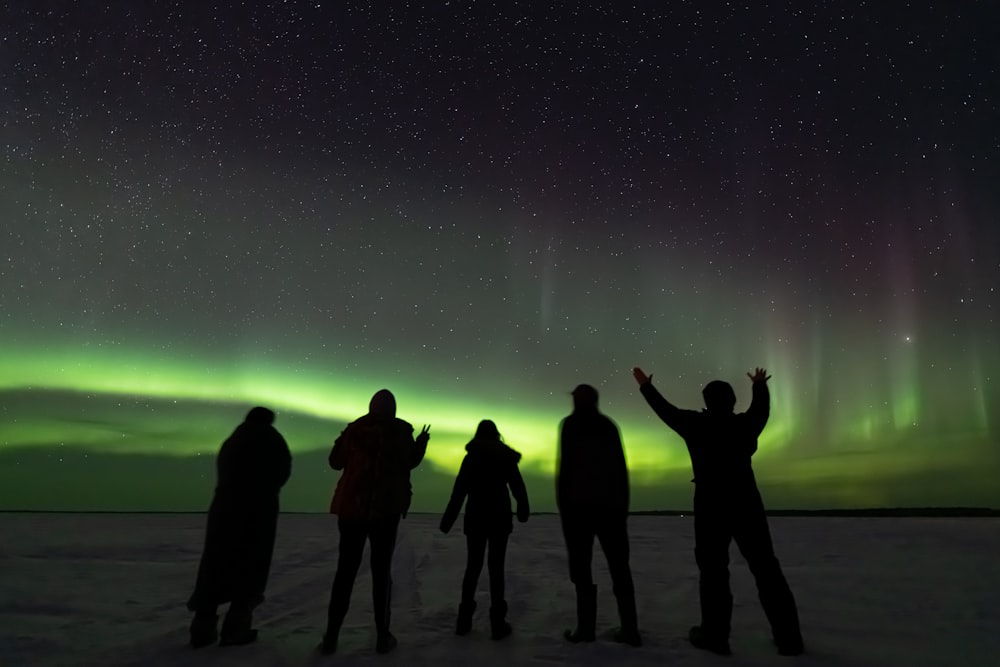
(187, 406, 292, 648)
(440, 420, 530, 639)
(632, 366, 804, 657)
(556, 384, 641, 647)
(319, 389, 430, 656)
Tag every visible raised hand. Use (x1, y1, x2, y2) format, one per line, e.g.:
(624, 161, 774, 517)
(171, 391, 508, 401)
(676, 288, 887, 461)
(747, 367, 771, 383)
(632, 367, 652, 385)
(416, 424, 431, 445)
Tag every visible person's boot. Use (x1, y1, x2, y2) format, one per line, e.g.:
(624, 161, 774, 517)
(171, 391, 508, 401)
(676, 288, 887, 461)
(563, 584, 597, 643)
(774, 632, 805, 656)
(611, 585, 641, 647)
(219, 603, 258, 647)
(189, 610, 218, 649)
(219, 604, 255, 646)
(456, 599, 476, 636)
(489, 600, 512, 640)
(688, 625, 731, 656)
(375, 632, 398, 654)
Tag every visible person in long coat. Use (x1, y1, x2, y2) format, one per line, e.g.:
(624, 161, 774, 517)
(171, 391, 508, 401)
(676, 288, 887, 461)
(440, 419, 530, 639)
(187, 406, 292, 648)
(633, 366, 803, 656)
(318, 389, 430, 656)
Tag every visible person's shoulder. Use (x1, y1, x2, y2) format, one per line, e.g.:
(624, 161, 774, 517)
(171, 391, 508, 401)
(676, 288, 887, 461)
(392, 418, 415, 433)
(597, 412, 621, 430)
(500, 443, 523, 464)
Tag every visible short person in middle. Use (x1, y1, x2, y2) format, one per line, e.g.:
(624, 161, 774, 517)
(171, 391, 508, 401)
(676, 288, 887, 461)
(440, 419, 530, 639)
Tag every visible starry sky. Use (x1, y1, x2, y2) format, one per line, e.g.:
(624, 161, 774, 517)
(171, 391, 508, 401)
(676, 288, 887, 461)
(1, 2, 998, 512)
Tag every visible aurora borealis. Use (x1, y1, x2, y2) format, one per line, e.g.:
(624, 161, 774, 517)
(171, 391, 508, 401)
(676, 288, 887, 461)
(1, 2, 998, 511)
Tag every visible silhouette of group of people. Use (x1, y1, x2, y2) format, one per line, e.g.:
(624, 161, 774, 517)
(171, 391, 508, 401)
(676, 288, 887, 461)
(186, 366, 804, 658)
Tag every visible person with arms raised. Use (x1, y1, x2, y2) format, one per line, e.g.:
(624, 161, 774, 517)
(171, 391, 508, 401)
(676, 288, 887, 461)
(632, 366, 803, 656)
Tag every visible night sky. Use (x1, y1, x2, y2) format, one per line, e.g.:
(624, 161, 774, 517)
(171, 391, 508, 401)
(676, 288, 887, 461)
(2, 2, 998, 512)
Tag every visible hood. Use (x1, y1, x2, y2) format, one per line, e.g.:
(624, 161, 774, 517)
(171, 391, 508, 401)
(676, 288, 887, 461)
(368, 389, 397, 420)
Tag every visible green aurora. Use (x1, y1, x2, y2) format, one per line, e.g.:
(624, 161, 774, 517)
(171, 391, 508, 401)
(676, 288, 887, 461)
(2, 339, 997, 512)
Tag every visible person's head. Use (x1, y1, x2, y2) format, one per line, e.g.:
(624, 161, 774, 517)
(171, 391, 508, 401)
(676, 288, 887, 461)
(368, 389, 396, 420)
(702, 380, 736, 414)
(571, 384, 599, 411)
(473, 419, 501, 441)
(245, 406, 275, 424)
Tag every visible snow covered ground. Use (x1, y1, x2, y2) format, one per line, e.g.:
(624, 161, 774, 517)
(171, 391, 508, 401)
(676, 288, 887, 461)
(2, 512, 998, 667)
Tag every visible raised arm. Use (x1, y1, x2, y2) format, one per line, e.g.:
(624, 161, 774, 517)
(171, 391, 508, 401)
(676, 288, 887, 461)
(411, 424, 430, 469)
(745, 367, 771, 437)
(440, 457, 469, 533)
(633, 366, 686, 433)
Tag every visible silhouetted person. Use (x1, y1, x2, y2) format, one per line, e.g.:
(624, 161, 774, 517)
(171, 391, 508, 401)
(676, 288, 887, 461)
(633, 366, 803, 656)
(556, 384, 641, 647)
(187, 406, 292, 648)
(440, 420, 530, 639)
(318, 389, 430, 656)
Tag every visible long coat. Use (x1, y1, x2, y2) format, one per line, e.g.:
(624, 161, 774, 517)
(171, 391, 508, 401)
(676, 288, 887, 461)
(440, 438, 529, 536)
(188, 412, 292, 611)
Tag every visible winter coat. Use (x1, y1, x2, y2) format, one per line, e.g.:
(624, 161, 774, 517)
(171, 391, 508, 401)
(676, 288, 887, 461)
(440, 438, 529, 536)
(556, 408, 630, 516)
(638, 380, 769, 500)
(328, 390, 427, 520)
(188, 412, 291, 611)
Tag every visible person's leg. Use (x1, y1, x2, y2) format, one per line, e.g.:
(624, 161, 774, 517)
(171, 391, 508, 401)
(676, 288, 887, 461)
(560, 513, 597, 642)
(369, 514, 401, 653)
(457, 533, 487, 635)
(221, 504, 279, 646)
(733, 497, 803, 655)
(596, 513, 640, 646)
(691, 505, 733, 655)
(319, 518, 368, 654)
(188, 604, 219, 649)
(486, 531, 511, 640)
(187, 497, 235, 647)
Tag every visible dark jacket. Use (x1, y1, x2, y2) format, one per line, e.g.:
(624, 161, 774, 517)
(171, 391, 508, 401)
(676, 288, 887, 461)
(639, 380, 768, 496)
(556, 408, 629, 516)
(441, 438, 530, 536)
(328, 390, 427, 520)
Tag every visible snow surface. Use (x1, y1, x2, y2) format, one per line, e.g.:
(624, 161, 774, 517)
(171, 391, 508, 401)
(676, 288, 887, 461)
(2, 512, 998, 666)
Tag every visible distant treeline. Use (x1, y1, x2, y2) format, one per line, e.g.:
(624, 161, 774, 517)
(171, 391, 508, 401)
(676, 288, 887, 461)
(521, 507, 1000, 518)
(2, 507, 999, 517)
(628, 507, 1000, 517)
